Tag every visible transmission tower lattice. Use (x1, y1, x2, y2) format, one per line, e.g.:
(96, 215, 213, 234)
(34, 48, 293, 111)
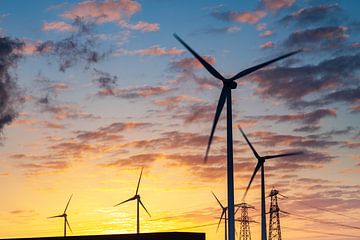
(268, 188, 283, 240)
(238, 203, 254, 240)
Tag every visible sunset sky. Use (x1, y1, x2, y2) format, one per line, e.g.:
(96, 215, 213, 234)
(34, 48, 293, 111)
(0, 0, 359, 239)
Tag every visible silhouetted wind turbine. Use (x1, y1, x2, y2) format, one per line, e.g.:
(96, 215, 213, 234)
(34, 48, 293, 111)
(48, 194, 73, 237)
(212, 191, 228, 240)
(239, 127, 302, 240)
(174, 33, 301, 240)
(114, 168, 151, 234)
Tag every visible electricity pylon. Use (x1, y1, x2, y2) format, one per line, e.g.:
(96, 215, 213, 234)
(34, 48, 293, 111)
(238, 203, 254, 240)
(268, 188, 283, 240)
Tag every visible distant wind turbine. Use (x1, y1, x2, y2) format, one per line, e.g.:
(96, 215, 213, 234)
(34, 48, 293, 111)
(174, 33, 301, 240)
(239, 127, 302, 240)
(212, 191, 228, 240)
(114, 168, 151, 234)
(48, 194, 73, 237)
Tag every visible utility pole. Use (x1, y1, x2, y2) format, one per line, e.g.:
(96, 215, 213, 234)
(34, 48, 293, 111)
(268, 188, 282, 240)
(238, 203, 254, 240)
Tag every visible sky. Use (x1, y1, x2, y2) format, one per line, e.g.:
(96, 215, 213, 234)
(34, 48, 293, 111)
(0, 0, 359, 239)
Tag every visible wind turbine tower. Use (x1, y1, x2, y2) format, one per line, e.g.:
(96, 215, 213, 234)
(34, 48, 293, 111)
(238, 203, 254, 240)
(48, 194, 73, 237)
(268, 189, 282, 240)
(114, 168, 151, 234)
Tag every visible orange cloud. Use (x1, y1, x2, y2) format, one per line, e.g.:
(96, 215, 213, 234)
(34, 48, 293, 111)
(42, 21, 75, 32)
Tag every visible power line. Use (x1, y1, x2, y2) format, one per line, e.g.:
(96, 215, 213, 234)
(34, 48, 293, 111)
(282, 225, 359, 238)
(163, 222, 218, 231)
(289, 199, 360, 221)
(283, 211, 360, 230)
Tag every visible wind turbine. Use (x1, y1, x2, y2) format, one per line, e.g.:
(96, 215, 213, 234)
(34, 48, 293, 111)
(114, 168, 151, 234)
(212, 191, 228, 240)
(239, 127, 302, 240)
(174, 33, 301, 240)
(48, 194, 73, 237)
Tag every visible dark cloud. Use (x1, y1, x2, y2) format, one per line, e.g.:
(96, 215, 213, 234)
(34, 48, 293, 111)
(249, 53, 360, 109)
(246, 130, 340, 149)
(283, 26, 348, 50)
(280, 4, 341, 26)
(301, 87, 360, 110)
(38, 102, 98, 120)
(36, 17, 107, 72)
(0, 37, 24, 133)
(294, 125, 321, 133)
(33, 73, 69, 104)
(93, 68, 117, 92)
(97, 85, 173, 99)
(245, 108, 336, 126)
(122, 130, 215, 151)
(75, 121, 151, 142)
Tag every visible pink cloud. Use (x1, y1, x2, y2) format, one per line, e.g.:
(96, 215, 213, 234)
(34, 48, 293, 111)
(153, 95, 204, 108)
(260, 41, 274, 49)
(119, 20, 159, 32)
(42, 21, 75, 32)
(213, 10, 266, 24)
(20, 40, 40, 55)
(260, 30, 273, 37)
(62, 0, 140, 23)
(256, 23, 267, 31)
(170, 56, 216, 73)
(232, 11, 266, 24)
(116, 45, 184, 56)
(261, 0, 295, 11)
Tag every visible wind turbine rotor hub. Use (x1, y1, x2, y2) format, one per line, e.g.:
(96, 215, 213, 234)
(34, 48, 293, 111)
(224, 81, 237, 89)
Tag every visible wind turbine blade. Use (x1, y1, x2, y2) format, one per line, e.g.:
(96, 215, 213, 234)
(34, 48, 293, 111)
(229, 50, 301, 81)
(242, 162, 262, 201)
(204, 87, 227, 163)
(216, 210, 225, 232)
(211, 191, 224, 209)
(66, 219, 73, 233)
(238, 127, 261, 159)
(135, 168, 143, 195)
(48, 214, 64, 219)
(139, 199, 151, 217)
(173, 33, 225, 81)
(114, 196, 136, 207)
(264, 151, 303, 160)
(63, 194, 73, 214)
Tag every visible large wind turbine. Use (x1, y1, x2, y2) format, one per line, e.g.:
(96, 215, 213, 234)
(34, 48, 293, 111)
(48, 194, 73, 237)
(239, 127, 302, 240)
(174, 33, 300, 240)
(114, 168, 151, 234)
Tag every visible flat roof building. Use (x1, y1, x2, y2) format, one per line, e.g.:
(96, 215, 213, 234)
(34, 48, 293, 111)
(2, 232, 205, 240)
